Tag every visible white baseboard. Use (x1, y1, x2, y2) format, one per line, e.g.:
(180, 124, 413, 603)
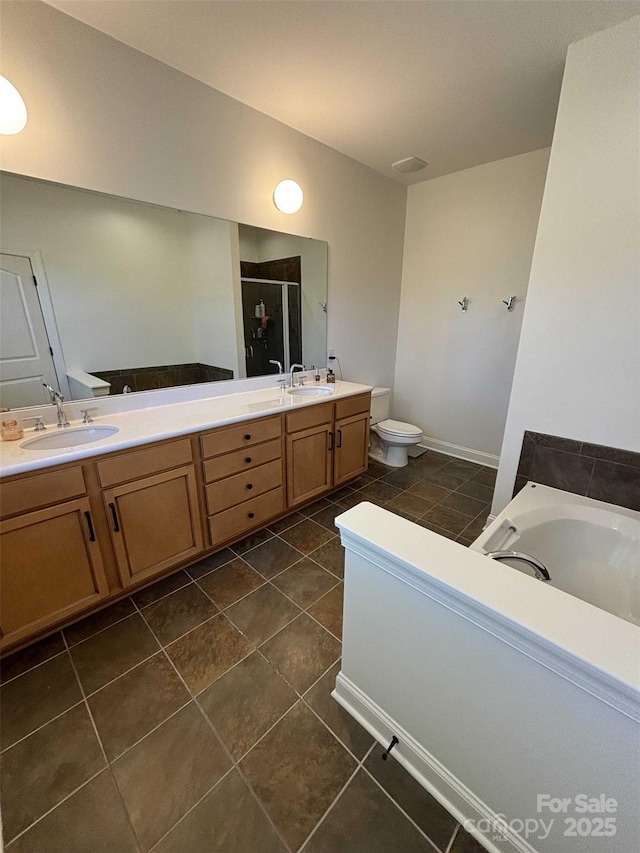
(419, 436, 499, 469)
(333, 672, 537, 853)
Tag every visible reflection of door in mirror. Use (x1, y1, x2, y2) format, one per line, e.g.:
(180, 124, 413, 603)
(0, 254, 60, 408)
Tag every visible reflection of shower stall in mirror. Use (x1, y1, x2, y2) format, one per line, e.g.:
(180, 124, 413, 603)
(241, 278, 302, 377)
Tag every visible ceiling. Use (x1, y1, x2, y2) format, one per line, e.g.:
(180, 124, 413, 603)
(44, 0, 640, 185)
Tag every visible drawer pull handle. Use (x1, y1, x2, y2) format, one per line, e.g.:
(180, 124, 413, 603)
(246, 483, 254, 490)
(244, 434, 251, 441)
(248, 512, 255, 519)
(84, 511, 96, 542)
(245, 457, 252, 463)
(337, 429, 343, 448)
(328, 431, 334, 451)
(109, 502, 120, 533)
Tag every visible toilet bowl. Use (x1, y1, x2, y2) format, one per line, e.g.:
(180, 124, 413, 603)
(369, 388, 423, 468)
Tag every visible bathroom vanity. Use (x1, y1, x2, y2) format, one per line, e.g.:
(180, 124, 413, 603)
(0, 381, 371, 652)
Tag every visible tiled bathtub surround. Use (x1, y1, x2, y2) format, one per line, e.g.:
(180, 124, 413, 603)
(515, 431, 640, 511)
(93, 363, 234, 394)
(0, 452, 492, 853)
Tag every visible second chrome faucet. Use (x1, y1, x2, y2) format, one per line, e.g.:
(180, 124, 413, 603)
(43, 383, 70, 428)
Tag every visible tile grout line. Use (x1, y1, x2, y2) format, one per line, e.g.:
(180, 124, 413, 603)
(361, 763, 448, 853)
(3, 767, 107, 849)
(62, 630, 144, 853)
(132, 597, 296, 853)
(129, 599, 292, 852)
(0, 646, 68, 688)
(0, 698, 85, 755)
(62, 601, 140, 649)
(294, 741, 377, 852)
(445, 823, 463, 853)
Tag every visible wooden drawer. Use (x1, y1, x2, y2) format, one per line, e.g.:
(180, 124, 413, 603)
(335, 393, 371, 421)
(286, 402, 333, 434)
(208, 487, 284, 546)
(0, 466, 86, 518)
(97, 438, 193, 488)
(206, 460, 282, 514)
(201, 416, 281, 459)
(203, 438, 281, 483)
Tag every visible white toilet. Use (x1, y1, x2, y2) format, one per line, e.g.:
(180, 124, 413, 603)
(369, 387, 423, 468)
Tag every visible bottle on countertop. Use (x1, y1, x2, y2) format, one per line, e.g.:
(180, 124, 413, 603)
(326, 368, 335, 384)
(314, 366, 321, 382)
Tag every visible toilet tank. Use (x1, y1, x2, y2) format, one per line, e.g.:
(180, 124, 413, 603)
(370, 387, 391, 425)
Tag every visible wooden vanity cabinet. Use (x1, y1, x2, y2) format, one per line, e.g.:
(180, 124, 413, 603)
(286, 393, 370, 506)
(97, 439, 204, 587)
(0, 391, 370, 653)
(333, 411, 370, 487)
(286, 403, 335, 507)
(201, 415, 285, 547)
(0, 467, 108, 649)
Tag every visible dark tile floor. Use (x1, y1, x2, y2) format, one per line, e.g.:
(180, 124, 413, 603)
(0, 451, 494, 853)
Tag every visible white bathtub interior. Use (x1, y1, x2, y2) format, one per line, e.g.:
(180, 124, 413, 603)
(471, 484, 640, 626)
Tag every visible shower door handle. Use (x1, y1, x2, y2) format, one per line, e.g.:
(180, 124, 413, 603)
(246, 345, 254, 359)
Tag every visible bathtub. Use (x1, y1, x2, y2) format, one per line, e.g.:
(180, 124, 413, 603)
(471, 484, 640, 626)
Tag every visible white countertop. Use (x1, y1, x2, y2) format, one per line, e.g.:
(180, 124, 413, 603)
(0, 379, 372, 478)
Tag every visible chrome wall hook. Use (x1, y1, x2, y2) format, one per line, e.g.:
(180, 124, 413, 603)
(458, 297, 469, 312)
(502, 296, 516, 311)
(319, 301, 327, 314)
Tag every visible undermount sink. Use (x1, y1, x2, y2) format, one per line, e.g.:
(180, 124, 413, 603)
(287, 386, 335, 396)
(21, 425, 120, 451)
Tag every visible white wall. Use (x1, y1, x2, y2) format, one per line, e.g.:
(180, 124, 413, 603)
(0, 0, 407, 388)
(0, 173, 242, 376)
(493, 16, 640, 513)
(185, 215, 242, 379)
(392, 149, 549, 463)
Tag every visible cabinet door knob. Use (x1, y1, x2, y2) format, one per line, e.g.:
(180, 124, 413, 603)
(244, 434, 251, 441)
(246, 483, 254, 490)
(248, 512, 255, 519)
(245, 457, 252, 463)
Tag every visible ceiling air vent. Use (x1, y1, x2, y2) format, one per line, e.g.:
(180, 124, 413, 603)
(391, 156, 428, 173)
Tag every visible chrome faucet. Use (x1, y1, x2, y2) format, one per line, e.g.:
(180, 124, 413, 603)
(268, 360, 283, 374)
(485, 550, 551, 581)
(43, 383, 70, 428)
(289, 363, 306, 388)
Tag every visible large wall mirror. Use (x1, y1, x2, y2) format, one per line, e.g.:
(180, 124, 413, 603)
(0, 172, 327, 409)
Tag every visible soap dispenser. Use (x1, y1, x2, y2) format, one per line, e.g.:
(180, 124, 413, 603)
(254, 299, 266, 319)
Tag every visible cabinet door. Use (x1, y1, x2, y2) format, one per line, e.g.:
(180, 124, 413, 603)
(334, 412, 370, 487)
(103, 465, 204, 587)
(286, 423, 334, 507)
(0, 498, 107, 648)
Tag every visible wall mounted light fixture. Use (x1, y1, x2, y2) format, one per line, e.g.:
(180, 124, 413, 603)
(0, 76, 27, 135)
(273, 179, 303, 214)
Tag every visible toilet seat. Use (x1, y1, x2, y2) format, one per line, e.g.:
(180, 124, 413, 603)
(376, 419, 422, 438)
